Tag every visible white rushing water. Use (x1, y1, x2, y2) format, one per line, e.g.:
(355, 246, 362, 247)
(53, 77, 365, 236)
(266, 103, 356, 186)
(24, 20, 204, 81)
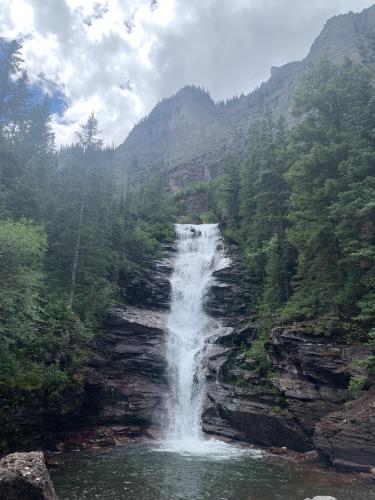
(159, 223, 246, 457)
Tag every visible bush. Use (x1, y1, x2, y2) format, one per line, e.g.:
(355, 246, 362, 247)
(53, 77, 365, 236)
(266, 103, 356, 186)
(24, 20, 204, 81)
(348, 375, 367, 397)
(246, 335, 270, 378)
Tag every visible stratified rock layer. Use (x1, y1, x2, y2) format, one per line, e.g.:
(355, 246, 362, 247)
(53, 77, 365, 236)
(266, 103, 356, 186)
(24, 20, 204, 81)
(201, 244, 373, 468)
(89, 306, 168, 431)
(267, 326, 370, 438)
(314, 391, 375, 472)
(0, 451, 58, 500)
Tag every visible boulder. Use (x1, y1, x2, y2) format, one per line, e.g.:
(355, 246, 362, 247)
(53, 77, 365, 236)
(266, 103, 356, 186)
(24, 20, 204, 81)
(0, 451, 58, 500)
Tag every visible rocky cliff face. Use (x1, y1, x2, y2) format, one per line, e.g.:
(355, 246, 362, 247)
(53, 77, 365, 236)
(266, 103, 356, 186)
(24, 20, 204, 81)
(117, 6, 375, 190)
(87, 307, 168, 433)
(267, 327, 371, 438)
(314, 390, 375, 473)
(58, 248, 176, 449)
(118, 87, 231, 190)
(0, 249, 174, 455)
(200, 246, 374, 472)
(202, 250, 312, 451)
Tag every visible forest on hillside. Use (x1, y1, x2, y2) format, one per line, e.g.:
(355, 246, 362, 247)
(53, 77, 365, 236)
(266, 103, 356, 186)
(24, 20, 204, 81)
(0, 38, 176, 396)
(0, 37, 374, 403)
(178, 58, 375, 391)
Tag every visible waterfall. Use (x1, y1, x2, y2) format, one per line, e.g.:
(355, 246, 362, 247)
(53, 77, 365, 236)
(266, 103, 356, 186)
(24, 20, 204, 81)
(163, 223, 227, 451)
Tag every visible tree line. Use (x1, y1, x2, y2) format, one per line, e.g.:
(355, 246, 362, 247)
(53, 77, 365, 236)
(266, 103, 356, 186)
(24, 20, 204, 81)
(1, 38, 374, 397)
(200, 58, 374, 350)
(0, 39, 175, 394)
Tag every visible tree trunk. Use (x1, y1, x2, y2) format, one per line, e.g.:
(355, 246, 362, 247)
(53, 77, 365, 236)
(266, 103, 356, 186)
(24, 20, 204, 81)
(67, 191, 85, 309)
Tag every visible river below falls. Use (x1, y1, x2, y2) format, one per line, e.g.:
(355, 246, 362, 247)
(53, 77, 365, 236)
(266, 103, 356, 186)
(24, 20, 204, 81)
(51, 442, 375, 500)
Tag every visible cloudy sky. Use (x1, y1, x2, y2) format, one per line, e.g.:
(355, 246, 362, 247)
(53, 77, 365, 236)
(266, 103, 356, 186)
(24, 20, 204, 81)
(1, 0, 374, 146)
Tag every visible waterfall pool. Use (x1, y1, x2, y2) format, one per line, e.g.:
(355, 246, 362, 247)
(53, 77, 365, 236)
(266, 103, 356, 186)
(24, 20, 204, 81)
(51, 442, 374, 500)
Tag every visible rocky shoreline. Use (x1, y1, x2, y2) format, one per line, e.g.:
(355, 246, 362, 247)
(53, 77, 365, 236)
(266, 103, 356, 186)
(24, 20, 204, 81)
(1, 446, 371, 500)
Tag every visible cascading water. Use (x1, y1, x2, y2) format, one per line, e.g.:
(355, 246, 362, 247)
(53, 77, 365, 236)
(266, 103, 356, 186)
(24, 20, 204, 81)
(161, 223, 237, 456)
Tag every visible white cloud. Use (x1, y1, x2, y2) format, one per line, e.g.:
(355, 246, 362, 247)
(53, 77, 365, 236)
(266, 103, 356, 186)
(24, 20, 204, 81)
(1, 0, 374, 146)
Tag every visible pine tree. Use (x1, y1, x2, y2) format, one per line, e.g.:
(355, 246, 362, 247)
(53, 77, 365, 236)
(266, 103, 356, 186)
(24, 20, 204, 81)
(282, 58, 374, 331)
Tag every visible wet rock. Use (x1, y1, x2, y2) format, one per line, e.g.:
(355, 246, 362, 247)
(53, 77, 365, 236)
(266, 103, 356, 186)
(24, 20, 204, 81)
(202, 243, 373, 457)
(204, 245, 251, 318)
(314, 391, 375, 473)
(0, 451, 58, 500)
(267, 448, 318, 462)
(201, 247, 312, 450)
(122, 252, 174, 310)
(61, 425, 143, 451)
(267, 326, 370, 438)
(203, 362, 310, 450)
(204, 389, 310, 451)
(202, 329, 311, 450)
(87, 306, 168, 431)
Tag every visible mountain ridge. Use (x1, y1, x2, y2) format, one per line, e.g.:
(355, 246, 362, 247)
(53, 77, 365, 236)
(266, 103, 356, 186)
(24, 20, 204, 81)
(117, 4, 375, 190)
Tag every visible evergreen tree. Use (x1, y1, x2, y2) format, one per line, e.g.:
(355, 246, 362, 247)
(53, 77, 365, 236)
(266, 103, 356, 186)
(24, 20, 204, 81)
(282, 59, 374, 331)
(221, 154, 241, 229)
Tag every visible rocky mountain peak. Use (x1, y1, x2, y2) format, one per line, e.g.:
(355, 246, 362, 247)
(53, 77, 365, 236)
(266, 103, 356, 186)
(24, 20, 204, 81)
(173, 85, 213, 102)
(307, 4, 375, 68)
(117, 6, 375, 189)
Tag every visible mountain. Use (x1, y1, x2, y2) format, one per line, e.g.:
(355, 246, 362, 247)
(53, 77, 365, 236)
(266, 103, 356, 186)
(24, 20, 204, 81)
(117, 5, 375, 190)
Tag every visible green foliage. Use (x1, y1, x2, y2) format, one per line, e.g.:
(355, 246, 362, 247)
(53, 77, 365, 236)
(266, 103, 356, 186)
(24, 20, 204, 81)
(259, 233, 294, 332)
(246, 336, 271, 378)
(199, 58, 374, 343)
(357, 329, 375, 375)
(271, 406, 287, 415)
(173, 179, 211, 199)
(0, 219, 87, 392)
(207, 58, 375, 340)
(0, 39, 176, 397)
(0, 219, 46, 336)
(348, 375, 367, 397)
(221, 155, 241, 227)
(280, 59, 375, 333)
